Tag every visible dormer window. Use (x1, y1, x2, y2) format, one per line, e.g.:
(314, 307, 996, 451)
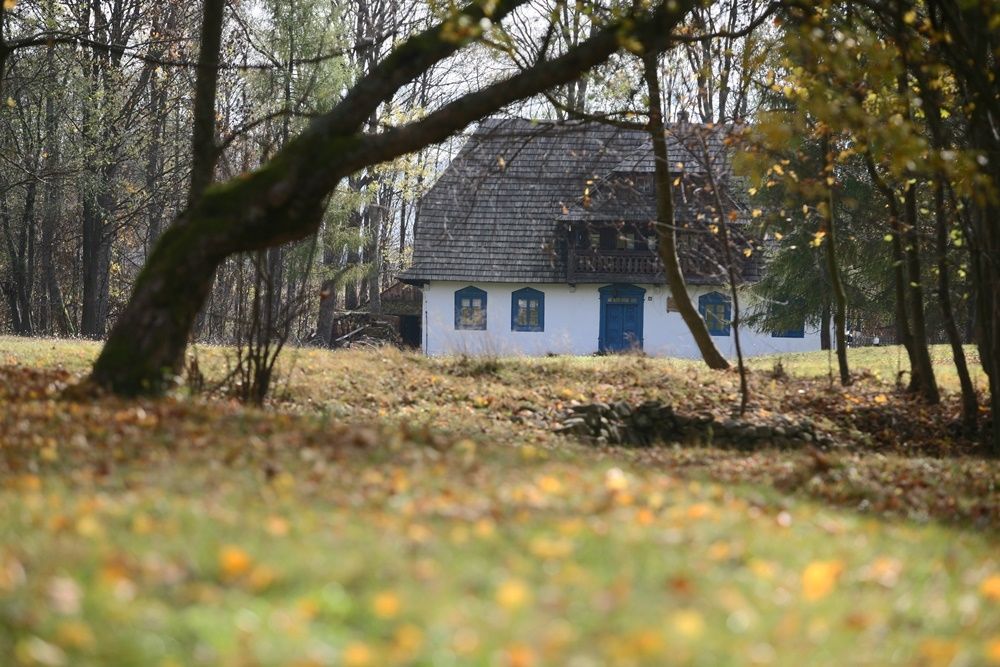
(616, 231, 636, 250)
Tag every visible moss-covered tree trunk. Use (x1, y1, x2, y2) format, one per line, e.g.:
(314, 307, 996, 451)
(643, 53, 729, 371)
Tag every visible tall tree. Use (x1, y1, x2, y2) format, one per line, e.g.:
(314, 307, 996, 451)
(643, 51, 729, 370)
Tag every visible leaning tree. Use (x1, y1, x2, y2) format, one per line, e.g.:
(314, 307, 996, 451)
(88, 0, 699, 394)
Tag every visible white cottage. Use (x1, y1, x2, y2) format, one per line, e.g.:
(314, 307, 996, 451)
(400, 118, 822, 358)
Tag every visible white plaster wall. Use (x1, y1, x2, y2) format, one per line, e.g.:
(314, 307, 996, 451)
(422, 280, 822, 358)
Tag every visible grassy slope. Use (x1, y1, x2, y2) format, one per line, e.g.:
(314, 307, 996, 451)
(0, 337, 998, 666)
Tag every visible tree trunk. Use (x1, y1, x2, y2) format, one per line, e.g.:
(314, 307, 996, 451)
(863, 152, 919, 392)
(901, 179, 940, 404)
(316, 256, 338, 346)
(820, 302, 831, 350)
(933, 178, 977, 425)
(643, 52, 729, 370)
(80, 186, 113, 338)
(188, 0, 225, 204)
(39, 37, 74, 335)
(895, 70, 940, 403)
(821, 135, 850, 386)
(913, 69, 978, 424)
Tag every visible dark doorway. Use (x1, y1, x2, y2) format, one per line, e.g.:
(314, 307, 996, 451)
(400, 315, 422, 349)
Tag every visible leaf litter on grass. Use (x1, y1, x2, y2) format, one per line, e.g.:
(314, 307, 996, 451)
(0, 341, 998, 664)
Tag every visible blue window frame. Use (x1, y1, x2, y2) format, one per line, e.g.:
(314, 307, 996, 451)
(698, 291, 731, 336)
(454, 286, 487, 330)
(511, 287, 544, 332)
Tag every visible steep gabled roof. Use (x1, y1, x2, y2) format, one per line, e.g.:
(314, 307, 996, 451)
(400, 117, 744, 284)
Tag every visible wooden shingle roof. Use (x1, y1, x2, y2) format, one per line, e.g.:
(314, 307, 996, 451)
(400, 118, 747, 285)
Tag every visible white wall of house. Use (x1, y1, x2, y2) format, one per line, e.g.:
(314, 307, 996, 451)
(421, 280, 821, 358)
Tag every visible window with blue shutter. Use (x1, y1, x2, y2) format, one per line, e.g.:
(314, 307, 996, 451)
(698, 291, 731, 336)
(511, 287, 544, 332)
(454, 286, 487, 330)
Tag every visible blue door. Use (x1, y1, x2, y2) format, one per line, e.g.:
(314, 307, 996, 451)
(599, 284, 645, 352)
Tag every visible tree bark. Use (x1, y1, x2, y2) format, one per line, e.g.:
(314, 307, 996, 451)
(863, 152, 919, 391)
(932, 178, 977, 425)
(188, 0, 225, 205)
(642, 52, 729, 370)
(895, 71, 940, 404)
(917, 76, 978, 425)
(820, 134, 850, 386)
(901, 179, 940, 403)
(820, 301, 831, 351)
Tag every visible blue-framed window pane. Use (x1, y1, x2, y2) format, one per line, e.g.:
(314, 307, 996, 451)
(698, 291, 731, 336)
(511, 287, 544, 332)
(454, 286, 487, 330)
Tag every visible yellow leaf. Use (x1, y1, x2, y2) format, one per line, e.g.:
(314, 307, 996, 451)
(873, 394, 888, 404)
(670, 609, 705, 639)
(801, 560, 844, 601)
(981, 574, 1000, 601)
(372, 591, 401, 619)
(537, 475, 563, 494)
(985, 638, 1000, 664)
(219, 546, 252, 580)
(343, 641, 374, 667)
(496, 578, 531, 610)
(686, 502, 711, 519)
(810, 230, 827, 247)
(504, 644, 537, 667)
(748, 559, 777, 580)
(529, 536, 574, 559)
(56, 620, 95, 650)
(2, 1, 16, 12)
(393, 624, 424, 655)
(266, 515, 289, 536)
(751, 208, 763, 218)
(919, 638, 958, 667)
(75, 515, 102, 537)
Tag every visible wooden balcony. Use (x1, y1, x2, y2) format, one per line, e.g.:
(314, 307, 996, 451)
(566, 247, 663, 283)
